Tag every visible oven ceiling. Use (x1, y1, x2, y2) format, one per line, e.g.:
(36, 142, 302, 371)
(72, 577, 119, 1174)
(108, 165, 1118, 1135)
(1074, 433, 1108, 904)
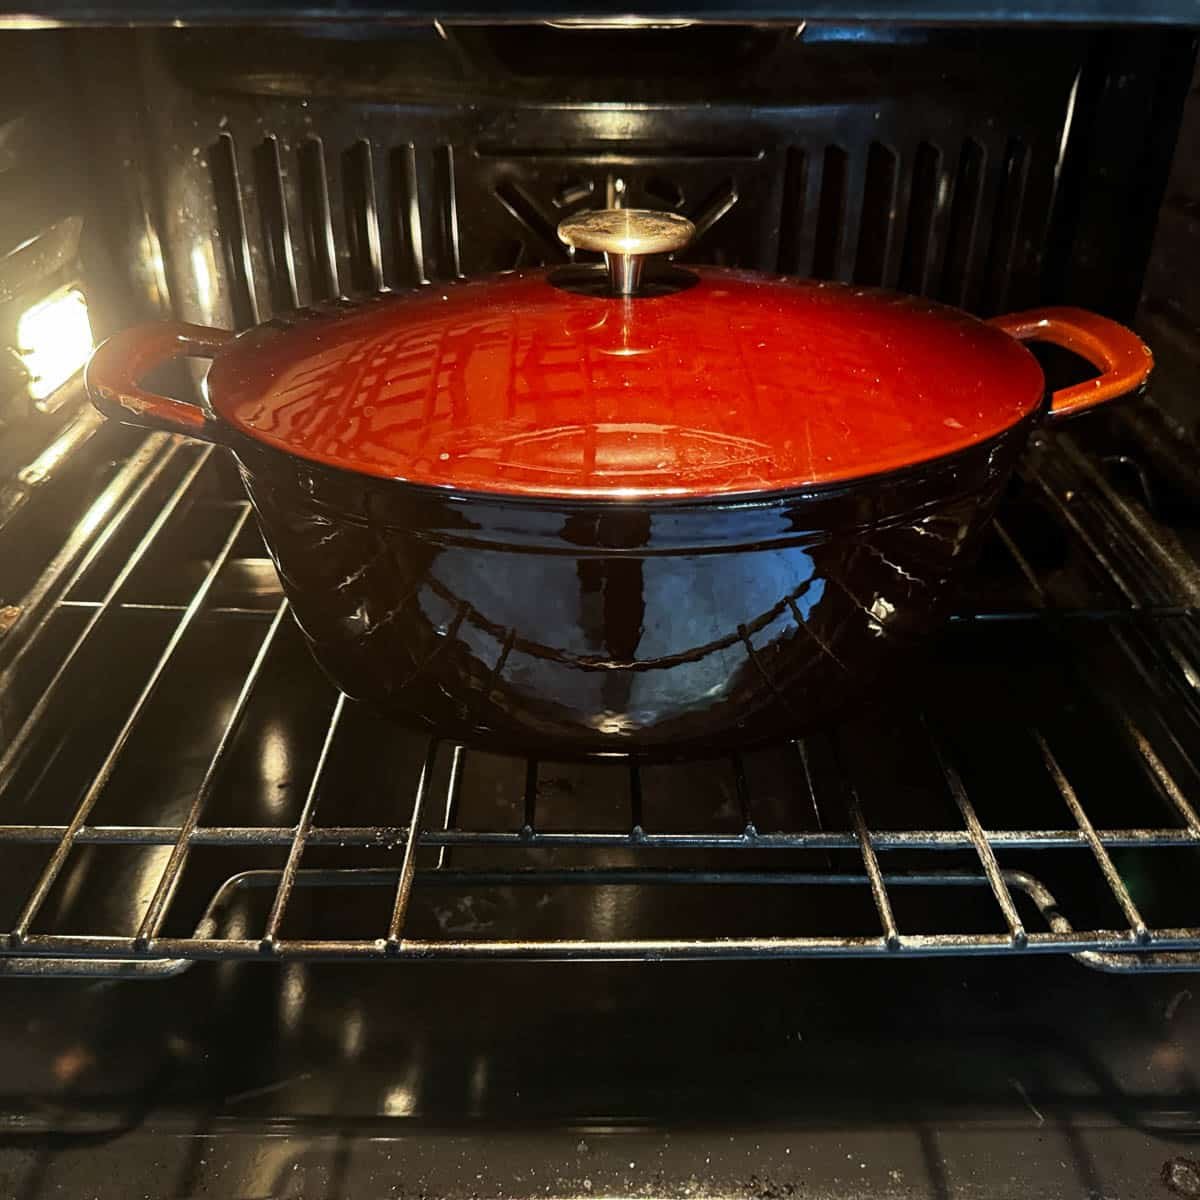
(0, 1, 1194, 27)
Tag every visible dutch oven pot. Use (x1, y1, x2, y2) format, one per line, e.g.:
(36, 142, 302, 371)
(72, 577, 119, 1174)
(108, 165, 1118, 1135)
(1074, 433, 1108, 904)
(86, 209, 1153, 758)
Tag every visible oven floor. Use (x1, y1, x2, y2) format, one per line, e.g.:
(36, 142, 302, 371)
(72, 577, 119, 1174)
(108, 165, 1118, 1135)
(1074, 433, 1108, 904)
(0, 957, 1196, 1199)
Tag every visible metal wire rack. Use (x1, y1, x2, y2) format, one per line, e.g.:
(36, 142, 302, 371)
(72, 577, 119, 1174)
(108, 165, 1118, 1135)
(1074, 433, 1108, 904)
(2, 427, 1200, 977)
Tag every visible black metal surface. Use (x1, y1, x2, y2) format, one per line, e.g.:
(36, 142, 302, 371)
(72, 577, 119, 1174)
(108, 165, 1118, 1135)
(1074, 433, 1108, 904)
(1042, 31, 1199, 323)
(3, 1, 1200, 27)
(0, 18, 1197, 1200)
(0, 951, 1198, 1200)
(0, 951, 1197, 1198)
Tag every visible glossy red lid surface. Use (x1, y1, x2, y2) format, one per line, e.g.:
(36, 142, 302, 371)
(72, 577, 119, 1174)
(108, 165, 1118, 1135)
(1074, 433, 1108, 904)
(208, 267, 1046, 499)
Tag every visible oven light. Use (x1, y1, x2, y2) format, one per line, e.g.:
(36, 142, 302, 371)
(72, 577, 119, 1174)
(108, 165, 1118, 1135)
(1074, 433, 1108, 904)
(383, 1085, 416, 1116)
(16, 287, 93, 401)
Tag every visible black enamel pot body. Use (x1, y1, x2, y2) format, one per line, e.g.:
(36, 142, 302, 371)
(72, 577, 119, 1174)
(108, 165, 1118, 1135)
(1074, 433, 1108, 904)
(230, 419, 1032, 760)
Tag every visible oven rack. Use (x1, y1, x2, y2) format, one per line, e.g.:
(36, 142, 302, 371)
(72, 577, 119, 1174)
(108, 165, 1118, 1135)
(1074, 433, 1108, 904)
(2, 429, 1200, 977)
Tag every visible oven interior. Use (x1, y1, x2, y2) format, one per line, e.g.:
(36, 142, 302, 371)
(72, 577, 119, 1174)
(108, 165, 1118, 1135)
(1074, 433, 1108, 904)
(1, 17, 1200, 1199)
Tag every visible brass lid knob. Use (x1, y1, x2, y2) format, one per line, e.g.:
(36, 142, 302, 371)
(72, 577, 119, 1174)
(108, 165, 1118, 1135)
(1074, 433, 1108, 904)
(556, 208, 695, 296)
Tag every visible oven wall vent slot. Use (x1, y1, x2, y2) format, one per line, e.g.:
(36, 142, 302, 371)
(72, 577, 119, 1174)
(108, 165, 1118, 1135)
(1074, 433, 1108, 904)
(853, 141, 900, 287)
(812, 144, 848, 281)
(342, 139, 385, 295)
(209, 130, 260, 329)
(898, 140, 943, 297)
(776, 145, 808, 275)
(253, 135, 300, 315)
(940, 138, 988, 309)
(391, 143, 427, 287)
(980, 137, 1033, 315)
(435, 144, 463, 280)
(298, 137, 341, 303)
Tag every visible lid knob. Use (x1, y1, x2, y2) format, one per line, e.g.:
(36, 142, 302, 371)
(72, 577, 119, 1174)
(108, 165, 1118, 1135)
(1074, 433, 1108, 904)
(556, 209, 695, 296)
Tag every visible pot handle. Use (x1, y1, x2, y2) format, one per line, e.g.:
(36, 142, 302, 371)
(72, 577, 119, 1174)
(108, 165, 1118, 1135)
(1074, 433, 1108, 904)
(988, 307, 1153, 423)
(85, 321, 234, 442)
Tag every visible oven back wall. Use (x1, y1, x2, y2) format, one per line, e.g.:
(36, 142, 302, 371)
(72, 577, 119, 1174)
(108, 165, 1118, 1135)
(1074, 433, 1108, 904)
(61, 23, 1188, 341)
(0, 22, 1196, 1200)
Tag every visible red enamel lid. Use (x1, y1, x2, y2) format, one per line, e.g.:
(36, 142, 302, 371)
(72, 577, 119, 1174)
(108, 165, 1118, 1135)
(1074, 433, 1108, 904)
(207, 266, 1046, 500)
